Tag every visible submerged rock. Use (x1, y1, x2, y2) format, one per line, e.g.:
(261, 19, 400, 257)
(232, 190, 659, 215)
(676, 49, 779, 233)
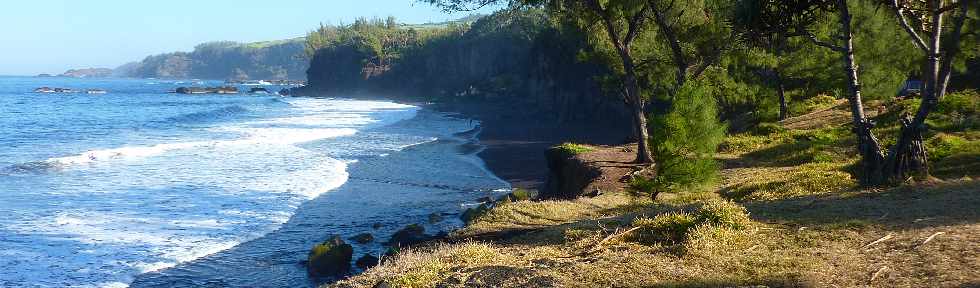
(427, 213, 444, 224)
(388, 224, 430, 247)
(355, 254, 379, 270)
(350, 233, 374, 244)
(307, 236, 353, 277)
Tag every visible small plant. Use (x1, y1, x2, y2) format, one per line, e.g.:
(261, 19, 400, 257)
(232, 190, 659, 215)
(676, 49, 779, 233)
(554, 143, 594, 155)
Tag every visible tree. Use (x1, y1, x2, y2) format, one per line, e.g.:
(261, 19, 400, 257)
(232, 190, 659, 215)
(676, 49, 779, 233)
(743, 0, 973, 185)
(878, 0, 973, 181)
(424, 0, 728, 164)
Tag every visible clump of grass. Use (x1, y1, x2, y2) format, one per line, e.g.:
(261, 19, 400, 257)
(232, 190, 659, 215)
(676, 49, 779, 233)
(553, 142, 594, 155)
(722, 162, 857, 201)
(629, 200, 750, 245)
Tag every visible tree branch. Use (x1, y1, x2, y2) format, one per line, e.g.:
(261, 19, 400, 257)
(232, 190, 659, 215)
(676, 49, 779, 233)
(937, 0, 969, 99)
(889, 0, 930, 53)
(805, 32, 845, 52)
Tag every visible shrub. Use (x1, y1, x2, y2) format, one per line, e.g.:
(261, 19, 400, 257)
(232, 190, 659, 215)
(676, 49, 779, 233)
(627, 176, 658, 197)
(649, 82, 727, 192)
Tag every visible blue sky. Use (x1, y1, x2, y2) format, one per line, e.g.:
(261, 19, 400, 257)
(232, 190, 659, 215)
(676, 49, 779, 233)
(0, 0, 499, 75)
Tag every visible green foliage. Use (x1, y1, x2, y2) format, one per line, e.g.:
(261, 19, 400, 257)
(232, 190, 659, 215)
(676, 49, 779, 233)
(554, 143, 594, 155)
(649, 81, 728, 192)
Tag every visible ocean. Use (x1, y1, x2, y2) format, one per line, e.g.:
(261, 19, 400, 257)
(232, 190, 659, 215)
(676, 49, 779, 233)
(0, 76, 508, 287)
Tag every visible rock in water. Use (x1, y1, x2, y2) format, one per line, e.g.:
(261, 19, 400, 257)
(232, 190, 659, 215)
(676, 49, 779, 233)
(307, 236, 353, 276)
(350, 233, 374, 244)
(355, 254, 379, 270)
(427, 213, 444, 223)
(388, 224, 430, 247)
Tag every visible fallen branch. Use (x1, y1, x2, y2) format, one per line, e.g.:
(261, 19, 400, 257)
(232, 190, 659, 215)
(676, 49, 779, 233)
(917, 232, 945, 248)
(870, 266, 889, 282)
(584, 226, 643, 255)
(863, 234, 894, 250)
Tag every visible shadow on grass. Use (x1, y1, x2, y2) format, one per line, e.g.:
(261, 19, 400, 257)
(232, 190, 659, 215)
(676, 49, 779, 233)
(742, 180, 980, 229)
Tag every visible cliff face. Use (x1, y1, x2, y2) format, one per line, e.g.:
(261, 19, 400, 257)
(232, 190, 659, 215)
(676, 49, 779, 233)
(301, 28, 630, 128)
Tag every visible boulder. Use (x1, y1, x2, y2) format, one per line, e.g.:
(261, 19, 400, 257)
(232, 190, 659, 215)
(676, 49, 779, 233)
(307, 236, 353, 277)
(355, 254, 379, 270)
(388, 224, 430, 247)
(350, 233, 374, 244)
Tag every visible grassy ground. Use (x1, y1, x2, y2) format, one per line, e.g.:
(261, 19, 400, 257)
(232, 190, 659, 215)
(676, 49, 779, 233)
(331, 92, 980, 288)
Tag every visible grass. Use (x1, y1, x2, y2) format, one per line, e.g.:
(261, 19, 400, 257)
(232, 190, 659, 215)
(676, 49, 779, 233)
(553, 143, 594, 155)
(788, 94, 838, 116)
(329, 94, 979, 288)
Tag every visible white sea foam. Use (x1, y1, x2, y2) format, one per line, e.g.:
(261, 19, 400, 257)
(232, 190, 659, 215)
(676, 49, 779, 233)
(0, 95, 448, 287)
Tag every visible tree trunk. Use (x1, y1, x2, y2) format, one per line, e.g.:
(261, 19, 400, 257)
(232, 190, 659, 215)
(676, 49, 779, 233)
(776, 69, 788, 120)
(624, 67, 654, 164)
(836, 0, 888, 185)
(880, 0, 950, 182)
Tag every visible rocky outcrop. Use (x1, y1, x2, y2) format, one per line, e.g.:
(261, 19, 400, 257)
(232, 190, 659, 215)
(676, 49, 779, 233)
(307, 236, 353, 277)
(387, 224, 431, 247)
(540, 147, 603, 199)
(355, 254, 379, 270)
(175, 86, 239, 94)
(60, 68, 113, 78)
(350, 233, 374, 244)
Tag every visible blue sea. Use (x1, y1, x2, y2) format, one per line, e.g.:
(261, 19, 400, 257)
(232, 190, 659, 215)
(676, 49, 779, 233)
(0, 76, 508, 287)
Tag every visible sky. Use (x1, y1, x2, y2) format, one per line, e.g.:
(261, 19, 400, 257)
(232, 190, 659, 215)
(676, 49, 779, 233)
(0, 0, 499, 76)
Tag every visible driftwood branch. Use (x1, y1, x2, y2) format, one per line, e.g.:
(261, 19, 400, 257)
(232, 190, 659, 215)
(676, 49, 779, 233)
(917, 231, 945, 248)
(870, 266, 889, 282)
(584, 226, 642, 254)
(862, 233, 894, 249)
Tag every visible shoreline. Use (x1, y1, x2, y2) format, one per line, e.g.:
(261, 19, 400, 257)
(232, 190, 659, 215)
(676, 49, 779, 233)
(130, 106, 509, 287)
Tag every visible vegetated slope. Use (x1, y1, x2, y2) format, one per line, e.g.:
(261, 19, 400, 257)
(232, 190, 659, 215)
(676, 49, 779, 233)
(330, 92, 979, 288)
(122, 38, 308, 80)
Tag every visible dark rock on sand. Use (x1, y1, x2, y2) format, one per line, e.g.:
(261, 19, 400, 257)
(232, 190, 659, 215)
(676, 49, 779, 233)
(350, 233, 374, 244)
(355, 254, 379, 270)
(307, 236, 353, 276)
